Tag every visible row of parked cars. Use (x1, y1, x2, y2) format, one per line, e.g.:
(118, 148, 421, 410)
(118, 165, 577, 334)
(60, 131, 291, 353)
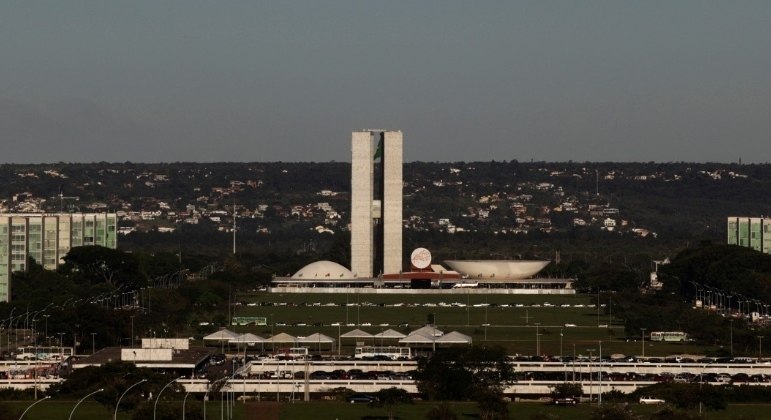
(242, 368, 417, 381)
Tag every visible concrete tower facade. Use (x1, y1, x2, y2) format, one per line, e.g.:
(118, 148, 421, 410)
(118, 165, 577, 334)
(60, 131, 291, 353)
(350, 130, 403, 278)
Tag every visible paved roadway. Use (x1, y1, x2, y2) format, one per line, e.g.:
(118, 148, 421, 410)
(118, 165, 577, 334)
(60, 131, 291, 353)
(5, 359, 771, 397)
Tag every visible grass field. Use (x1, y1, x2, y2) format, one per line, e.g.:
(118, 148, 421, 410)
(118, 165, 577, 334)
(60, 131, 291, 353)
(6, 399, 245, 420)
(6, 400, 768, 420)
(276, 401, 768, 419)
(218, 292, 724, 357)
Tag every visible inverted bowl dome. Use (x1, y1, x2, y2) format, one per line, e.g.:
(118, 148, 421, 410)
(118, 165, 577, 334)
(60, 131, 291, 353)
(444, 260, 549, 280)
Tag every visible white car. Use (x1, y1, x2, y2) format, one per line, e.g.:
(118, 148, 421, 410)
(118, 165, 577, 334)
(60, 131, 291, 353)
(639, 397, 665, 405)
(15, 353, 37, 361)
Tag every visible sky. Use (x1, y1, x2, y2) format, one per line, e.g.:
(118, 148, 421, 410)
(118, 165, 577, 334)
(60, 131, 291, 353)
(2, 1, 770, 164)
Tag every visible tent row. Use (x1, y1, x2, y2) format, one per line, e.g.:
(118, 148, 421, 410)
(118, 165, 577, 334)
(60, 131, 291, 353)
(202, 325, 472, 350)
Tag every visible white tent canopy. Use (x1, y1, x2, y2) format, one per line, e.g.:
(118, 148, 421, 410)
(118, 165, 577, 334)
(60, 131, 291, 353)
(230, 333, 265, 344)
(410, 325, 444, 337)
(203, 329, 240, 342)
(340, 329, 374, 339)
(436, 331, 472, 344)
(373, 329, 407, 339)
(297, 333, 336, 344)
(265, 332, 297, 344)
(399, 332, 436, 344)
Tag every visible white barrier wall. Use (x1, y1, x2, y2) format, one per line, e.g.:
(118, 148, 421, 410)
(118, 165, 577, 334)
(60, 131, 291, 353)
(121, 348, 173, 361)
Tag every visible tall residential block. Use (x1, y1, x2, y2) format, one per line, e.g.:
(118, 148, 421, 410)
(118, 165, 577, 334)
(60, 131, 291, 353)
(0, 213, 118, 302)
(350, 130, 403, 278)
(727, 216, 771, 254)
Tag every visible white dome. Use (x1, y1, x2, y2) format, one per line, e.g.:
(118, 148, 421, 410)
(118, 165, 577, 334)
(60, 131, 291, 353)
(291, 260, 355, 280)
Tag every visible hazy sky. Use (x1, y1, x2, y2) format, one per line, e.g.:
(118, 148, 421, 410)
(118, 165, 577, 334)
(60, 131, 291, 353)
(2, 1, 770, 163)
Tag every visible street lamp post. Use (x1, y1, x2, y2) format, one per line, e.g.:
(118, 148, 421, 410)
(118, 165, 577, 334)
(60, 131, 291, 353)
(90, 333, 96, 355)
(560, 329, 566, 383)
(598, 341, 602, 406)
(534, 323, 541, 356)
(182, 391, 192, 420)
(154, 376, 184, 420)
(758, 336, 764, 359)
(43, 315, 50, 346)
(640, 328, 647, 358)
(69, 389, 103, 420)
(729, 319, 734, 356)
(18, 395, 50, 419)
(114, 379, 146, 420)
(587, 348, 596, 403)
(560, 329, 564, 360)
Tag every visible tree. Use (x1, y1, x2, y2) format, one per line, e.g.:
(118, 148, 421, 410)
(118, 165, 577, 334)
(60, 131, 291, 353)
(589, 404, 641, 420)
(416, 345, 515, 402)
(61, 246, 141, 288)
(550, 383, 582, 400)
(370, 387, 413, 420)
(475, 387, 509, 420)
(425, 403, 458, 420)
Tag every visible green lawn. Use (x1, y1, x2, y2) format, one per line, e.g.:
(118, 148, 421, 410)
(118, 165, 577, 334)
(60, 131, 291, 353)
(7, 399, 769, 419)
(278, 401, 769, 420)
(214, 292, 722, 357)
(5, 399, 246, 420)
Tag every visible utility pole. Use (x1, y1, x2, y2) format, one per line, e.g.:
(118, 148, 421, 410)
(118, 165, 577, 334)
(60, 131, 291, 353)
(534, 323, 541, 356)
(587, 348, 596, 403)
(729, 319, 734, 356)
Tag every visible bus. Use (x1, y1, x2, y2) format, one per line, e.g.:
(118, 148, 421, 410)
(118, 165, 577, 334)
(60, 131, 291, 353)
(16, 346, 74, 361)
(649, 331, 688, 342)
(354, 346, 412, 361)
(231, 316, 267, 326)
(275, 347, 309, 360)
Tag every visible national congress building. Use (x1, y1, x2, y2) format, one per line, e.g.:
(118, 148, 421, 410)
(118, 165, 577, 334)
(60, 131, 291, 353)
(350, 130, 403, 278)
(0, 213, 118, 302)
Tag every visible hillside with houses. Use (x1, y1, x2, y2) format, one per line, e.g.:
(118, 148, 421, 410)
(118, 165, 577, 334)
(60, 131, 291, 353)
(1, 161, 770, 270)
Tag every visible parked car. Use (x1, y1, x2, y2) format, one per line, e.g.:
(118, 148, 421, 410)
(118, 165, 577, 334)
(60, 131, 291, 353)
(639, 397, 665, 405)
(554, 397, 578, 406)
(346, 393, 375, 403)
(15, 352, 36, 361)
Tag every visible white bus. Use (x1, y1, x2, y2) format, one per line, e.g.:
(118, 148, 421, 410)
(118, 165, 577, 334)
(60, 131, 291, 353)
(452, 282, 479, 289)
(354, 346, 412, 360)
(649, 331, 688, 342)
(275, 347, 309, 360)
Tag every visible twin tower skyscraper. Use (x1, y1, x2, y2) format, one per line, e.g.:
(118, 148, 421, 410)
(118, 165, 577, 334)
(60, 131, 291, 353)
(350, 130, 403, 279)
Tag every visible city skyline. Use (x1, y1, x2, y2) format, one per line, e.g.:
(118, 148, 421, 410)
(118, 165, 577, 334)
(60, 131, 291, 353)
(2, 2, 771, 164)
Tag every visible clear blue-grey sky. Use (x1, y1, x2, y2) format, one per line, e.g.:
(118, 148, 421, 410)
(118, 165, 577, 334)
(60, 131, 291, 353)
(2, 1, 770, 163)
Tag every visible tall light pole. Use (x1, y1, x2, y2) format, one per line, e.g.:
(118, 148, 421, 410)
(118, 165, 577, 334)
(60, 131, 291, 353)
(130, 315, 135, 347)
(114, 379, 146, 420)
(597, 289, 601, 327)
(729, 319, 734, 356)
(204, 377, 228, 420)
(587, 348, 596, 403)
(91, 333, 96, 354)
(598, 341, 602, 406)
(560, 329, 566, 383)
(43, 314, 50, 346)
(560, 329, 564, 361)
(534, 323, 541, 356)
(758, 336, 764, 358)
(640, 328, 647, 358)
(19, 395, 50, 419)
(182, 391, 192, 420)
(69, 389, 103, 420)
(154, 376, 183, 420)
(57, 332, 64, 358)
